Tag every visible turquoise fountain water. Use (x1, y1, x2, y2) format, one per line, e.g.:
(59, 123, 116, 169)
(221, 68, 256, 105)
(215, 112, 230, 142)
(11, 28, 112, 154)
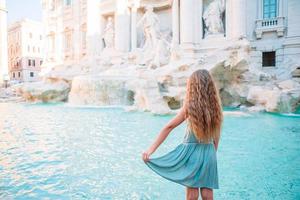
(0, 103, 299, 199)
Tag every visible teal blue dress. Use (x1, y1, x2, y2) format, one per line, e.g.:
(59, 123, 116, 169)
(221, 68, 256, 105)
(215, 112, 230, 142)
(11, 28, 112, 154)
(145, 126, 219, 189)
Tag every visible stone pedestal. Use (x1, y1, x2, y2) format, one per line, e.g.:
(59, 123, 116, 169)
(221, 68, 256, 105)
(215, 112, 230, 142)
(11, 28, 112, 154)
(198, 34, 227, 54)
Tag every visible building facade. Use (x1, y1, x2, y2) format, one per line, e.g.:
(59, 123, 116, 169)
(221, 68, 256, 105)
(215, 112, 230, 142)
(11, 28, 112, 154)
(41, 0, 89, 66)
(8, 19, 44, 82)
(41, 0, 300, 71)
(0, 0, 8, 85)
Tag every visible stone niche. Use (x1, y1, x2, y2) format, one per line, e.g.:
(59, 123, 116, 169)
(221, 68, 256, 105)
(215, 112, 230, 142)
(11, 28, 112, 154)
(202, 0, 226, 39)
(136, 5, 172, 49)
(102, 15, 115, 49)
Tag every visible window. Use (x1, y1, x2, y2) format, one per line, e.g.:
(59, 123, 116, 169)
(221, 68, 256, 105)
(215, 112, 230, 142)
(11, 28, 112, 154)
(28, 59, 31, 66)
(263, 0, 277, 19)
(40, 60, 43, 66)
(32, 60, 35, 67)
(262, 51, 276, 67)
(13, 72, 15, 78)
(18, 72, 21, 77)
(30, 72, 34, 77)
(65, 0, 72, 6)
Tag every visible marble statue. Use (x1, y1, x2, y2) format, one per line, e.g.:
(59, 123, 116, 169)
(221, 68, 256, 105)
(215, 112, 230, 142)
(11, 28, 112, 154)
(102, 17, 114, 49)
(137, 5, 160, 52)
(203, 0, 225, 37)
(135, 5, 171, 68)
(150, 31, 171, 68)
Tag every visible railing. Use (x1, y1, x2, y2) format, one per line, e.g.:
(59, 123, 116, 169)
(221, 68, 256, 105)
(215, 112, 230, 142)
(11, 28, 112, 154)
(261, 18, 278, 27)
(255, 17, 285, 39)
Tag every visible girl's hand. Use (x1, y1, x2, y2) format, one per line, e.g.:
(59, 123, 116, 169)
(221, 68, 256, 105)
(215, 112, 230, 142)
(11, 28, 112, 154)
(142, 150, 152, 162)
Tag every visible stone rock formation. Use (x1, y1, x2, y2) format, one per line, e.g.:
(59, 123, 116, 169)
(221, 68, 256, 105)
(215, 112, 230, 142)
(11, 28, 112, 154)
(247, 81, 300, 113)
(14, 38, 300, 114)
(14, 79, 70, 103)
(69, 75, 133, 106)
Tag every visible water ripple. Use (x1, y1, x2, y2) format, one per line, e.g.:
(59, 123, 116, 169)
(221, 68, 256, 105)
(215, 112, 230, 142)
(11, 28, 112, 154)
(0, 103, 299, 199)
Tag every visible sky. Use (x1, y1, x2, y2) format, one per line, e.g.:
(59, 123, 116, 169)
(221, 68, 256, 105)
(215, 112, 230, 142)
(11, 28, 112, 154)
(6, 0, 42, 24)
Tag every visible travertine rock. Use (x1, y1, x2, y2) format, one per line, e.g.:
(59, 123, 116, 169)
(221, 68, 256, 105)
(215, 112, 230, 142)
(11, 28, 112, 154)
(247, 85, 300, 113)
(13, 38, 300, 114)
(15, 80, 70, 102)
(69, 75, 133, 106)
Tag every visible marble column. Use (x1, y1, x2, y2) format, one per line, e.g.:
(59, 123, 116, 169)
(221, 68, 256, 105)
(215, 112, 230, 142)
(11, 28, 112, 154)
(73, 0, 81, 61)
(87, 0, 102, 57)
(0, 0, 8, 84)
(179, 0, 202, 56)
(278, 0, 284, 17)
(257, 0, 262, 19)
(180, 0, 193, 45)
(172, 0, 180, 46)
(131, 6, 137, 50)
(114, 0, 130, 52)
(56, 16, 64, 64)
(196, 0, 203, 43)
(226, 0, 246, 39)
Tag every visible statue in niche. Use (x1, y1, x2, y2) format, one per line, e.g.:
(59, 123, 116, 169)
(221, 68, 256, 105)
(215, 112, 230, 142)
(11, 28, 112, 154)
(203, 0, 225, 37)
(137, 5, 160, 54)
(102, 17, 114, 49)
(136, 5, 170, 68)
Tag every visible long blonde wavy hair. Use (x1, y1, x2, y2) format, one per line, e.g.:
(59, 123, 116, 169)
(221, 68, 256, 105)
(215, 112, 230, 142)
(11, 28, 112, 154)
(184, 69, 223, 143)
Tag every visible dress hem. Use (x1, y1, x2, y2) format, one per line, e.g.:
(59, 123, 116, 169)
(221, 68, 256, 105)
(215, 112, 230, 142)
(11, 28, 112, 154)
(145, 160, 219, 189)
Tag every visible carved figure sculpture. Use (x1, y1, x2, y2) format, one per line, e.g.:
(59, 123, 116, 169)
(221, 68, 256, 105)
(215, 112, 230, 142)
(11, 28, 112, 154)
(203, 0, 225, 37)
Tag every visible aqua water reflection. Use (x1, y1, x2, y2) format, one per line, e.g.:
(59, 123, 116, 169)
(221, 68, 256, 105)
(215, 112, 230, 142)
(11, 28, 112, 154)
(0, 103, 299, 199)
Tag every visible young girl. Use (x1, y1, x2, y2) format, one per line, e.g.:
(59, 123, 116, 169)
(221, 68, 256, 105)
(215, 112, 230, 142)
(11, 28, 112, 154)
(142, 69, 223, 200)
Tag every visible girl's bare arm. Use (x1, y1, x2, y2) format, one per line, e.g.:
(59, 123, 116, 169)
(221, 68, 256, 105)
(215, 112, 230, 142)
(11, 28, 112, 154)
(144, 107, 186, 156)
